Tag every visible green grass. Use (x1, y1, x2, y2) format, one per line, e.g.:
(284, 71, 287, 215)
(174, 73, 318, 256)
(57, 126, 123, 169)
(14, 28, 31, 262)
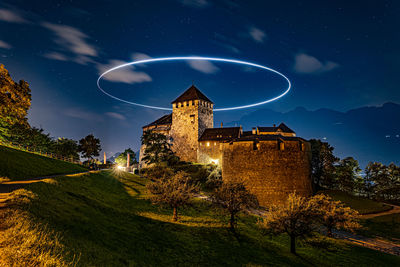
(2, 170, 399, 266)
(0, 145, 87, 180)
(358, 214, 400, 244)
(320, 190, 392, 215)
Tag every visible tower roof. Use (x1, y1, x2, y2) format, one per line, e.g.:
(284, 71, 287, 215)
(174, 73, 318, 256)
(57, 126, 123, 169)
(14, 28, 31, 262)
(171, 85, 213, 104)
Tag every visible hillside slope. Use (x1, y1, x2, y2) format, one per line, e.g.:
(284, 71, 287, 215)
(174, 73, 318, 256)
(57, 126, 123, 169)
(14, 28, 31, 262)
(0, 145, 87, 181)
(1, 171, 398, 266)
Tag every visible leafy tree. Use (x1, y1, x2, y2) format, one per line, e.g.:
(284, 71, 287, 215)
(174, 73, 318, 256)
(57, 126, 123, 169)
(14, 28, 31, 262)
(53, 138, 79, 160)
(365, 162, 400, 201)
(334, 157, 362, 194)
(143, 164, 174, 180)
(387, 163, 400, 201)
(141, 131, 177, 165)
(310, 194, 360, 237)
(147, 171, 198, 221)
(115, 148, 137, 167)
(78, 134, 101, 161)
(0, 64, 31, 140)
(258, 193, 317, 254)
(211, 181, 258, 232)
(309, 139, 339, 191)
(8, 125, 54, 152)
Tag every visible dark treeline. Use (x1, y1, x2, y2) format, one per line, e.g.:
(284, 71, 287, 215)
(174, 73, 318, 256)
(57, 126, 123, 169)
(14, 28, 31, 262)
(310, 139, 400, 203)
(0, 64, 101, 162)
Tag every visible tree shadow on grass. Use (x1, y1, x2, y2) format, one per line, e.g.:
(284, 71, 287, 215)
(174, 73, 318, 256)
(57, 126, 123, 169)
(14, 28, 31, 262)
(17, 171, 308, 266)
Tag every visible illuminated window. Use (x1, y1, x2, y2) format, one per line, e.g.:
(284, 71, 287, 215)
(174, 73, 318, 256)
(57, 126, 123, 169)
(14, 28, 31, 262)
(207, 142, 210, 147)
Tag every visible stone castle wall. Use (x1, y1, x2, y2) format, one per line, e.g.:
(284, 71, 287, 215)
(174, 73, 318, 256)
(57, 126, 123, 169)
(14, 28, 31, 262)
(170, 100, 213, 162)
(198, 140, 223, 164)
(221, 140, 312, 206)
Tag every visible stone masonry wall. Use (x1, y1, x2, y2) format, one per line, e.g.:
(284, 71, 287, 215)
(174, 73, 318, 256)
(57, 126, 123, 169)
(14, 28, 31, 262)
(221, 140, 312, 206)
(170, 100, 213, 162)
(198, 140, 223, 164)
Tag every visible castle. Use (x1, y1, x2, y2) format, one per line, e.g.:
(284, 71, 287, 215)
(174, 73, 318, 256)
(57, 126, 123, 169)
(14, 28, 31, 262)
(139, 85, 312, 205)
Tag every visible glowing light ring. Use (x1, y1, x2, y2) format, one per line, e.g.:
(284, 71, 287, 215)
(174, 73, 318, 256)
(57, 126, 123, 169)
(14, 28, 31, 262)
(97, 56, 291, 111)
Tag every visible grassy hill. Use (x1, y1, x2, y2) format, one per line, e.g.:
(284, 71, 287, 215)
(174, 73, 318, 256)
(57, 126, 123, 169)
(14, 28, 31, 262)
(0, 145, 87, 181)
(0, 170, 399, 266)
(319, 190, 392, 214)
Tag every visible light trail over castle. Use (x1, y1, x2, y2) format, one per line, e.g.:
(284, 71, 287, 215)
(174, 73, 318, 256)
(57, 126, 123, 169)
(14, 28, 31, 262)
(97, 56, 291, 111)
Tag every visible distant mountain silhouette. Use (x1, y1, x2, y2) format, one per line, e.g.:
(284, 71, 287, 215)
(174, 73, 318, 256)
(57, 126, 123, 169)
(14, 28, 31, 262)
(227, 102, 400, 167)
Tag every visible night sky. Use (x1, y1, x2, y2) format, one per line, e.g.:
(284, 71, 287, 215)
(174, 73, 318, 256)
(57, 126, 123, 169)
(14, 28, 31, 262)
(0, 0, 399, 163)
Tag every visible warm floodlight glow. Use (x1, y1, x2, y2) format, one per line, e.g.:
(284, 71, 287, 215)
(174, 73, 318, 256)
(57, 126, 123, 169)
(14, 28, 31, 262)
(210, 159, 219, 165)
(117, 165, 124, 170)
(97, 56, 292, 111)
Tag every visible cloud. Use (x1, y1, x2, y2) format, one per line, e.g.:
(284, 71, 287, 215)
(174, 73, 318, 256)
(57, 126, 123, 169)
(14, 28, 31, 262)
(248, 27, 266, 43)
(0, 8, 28, 23)
(179, 0, 209, 8)
(64, 108, 103, 122)
(131, 52, 152, 61)
(42, 22, 98, 57)
(293, 53, 339, 74)
(0, 40, 12, 49)
(105, 112, 126, 120)
(187, 60, 219, 74)
(97, 59, 152, 84)
(43, 51, 68, 61)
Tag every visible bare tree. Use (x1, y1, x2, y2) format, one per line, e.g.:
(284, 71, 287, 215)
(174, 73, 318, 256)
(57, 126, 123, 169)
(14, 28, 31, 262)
(146, 171, 198, 221)
(211, 181, 258, 232)
(258, 193, 316, 254)
(311, 194, 360, 237)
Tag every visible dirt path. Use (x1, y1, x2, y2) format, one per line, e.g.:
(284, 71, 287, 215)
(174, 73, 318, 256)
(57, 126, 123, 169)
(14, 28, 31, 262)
(361, 204, 400, 219)
(334, 229, 400, 256)
(0, 171, 92, 208)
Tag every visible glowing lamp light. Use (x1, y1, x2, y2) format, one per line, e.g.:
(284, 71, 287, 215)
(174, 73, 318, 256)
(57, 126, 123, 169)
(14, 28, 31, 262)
(210, 159, 219, 165)
(117, 165, 124, 170)
(97, 56, 291, 111)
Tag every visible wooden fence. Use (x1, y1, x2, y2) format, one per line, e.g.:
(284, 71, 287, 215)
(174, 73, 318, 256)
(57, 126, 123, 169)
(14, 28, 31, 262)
(0, 140, 82, 165)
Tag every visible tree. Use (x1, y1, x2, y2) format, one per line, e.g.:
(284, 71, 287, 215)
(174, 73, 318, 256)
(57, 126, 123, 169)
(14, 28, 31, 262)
(8, 125, 54, 152)
(334, 157, 362, 194)
(387, 163, 400, 201)
(141, 131, 177, 165)
(53, 138, 79, 160)
(365, 162, 400, 201)
(115, 148, 137, 167)
(309, 139, 339, 192)
(310, 194, 360, 237)
(0, 64, 31, 140)
(146, 171, 198, 221)
(258, 193, 317, 254)
(211, 181, 258, 232)
(143, 164, 174, 181)
(78, 134, 101, 162)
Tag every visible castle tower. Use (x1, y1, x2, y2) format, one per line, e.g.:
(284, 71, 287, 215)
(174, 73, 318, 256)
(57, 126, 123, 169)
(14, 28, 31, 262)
(170, 85, 213, 162)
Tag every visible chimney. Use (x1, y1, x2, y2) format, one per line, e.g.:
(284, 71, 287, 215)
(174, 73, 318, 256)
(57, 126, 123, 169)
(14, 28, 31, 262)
(273, 124, 276, 127)
(221, 122, 223, 128)
(252, 127, 256, 135)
